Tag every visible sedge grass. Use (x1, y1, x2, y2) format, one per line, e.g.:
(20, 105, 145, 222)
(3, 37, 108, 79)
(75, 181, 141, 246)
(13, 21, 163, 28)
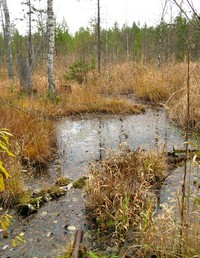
(86, 148, 167, 241)
(138, 193, 200, 257)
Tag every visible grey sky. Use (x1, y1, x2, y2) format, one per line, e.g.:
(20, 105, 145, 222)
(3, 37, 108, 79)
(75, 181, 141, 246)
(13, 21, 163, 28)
(6, 0, 200, 35)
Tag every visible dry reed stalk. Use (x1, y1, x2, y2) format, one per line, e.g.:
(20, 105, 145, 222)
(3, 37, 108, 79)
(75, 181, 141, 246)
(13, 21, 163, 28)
(166, 63, 200, 131)
(139, 194, 200, 257)
(86, 149, 167, 241)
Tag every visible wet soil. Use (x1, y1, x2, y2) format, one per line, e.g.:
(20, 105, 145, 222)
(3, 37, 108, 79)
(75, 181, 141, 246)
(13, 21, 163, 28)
(0, 189, 86, 258)
(0, 107, 190, 258)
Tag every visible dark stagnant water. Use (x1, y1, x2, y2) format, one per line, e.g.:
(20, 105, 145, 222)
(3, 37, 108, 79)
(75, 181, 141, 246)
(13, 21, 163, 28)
(1, 108, 194, 258)
(57, 108, 184, 180)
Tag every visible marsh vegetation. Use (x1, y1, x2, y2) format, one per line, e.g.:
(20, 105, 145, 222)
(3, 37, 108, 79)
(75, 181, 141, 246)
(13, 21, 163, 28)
(1, 60, 200, 257)
(1, 0, 200, 256)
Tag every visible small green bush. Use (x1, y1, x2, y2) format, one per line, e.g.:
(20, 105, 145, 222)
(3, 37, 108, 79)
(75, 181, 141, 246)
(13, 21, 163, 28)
(64, 58, 95, 84)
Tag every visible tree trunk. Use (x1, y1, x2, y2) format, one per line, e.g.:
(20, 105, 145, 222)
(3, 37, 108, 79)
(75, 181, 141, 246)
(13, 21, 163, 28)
(1, 0, 14, 80)
(28, 0, 33, 70)
(158, 1, 168, 69)
(18, 55, 32, 93)
(97, 0, 101, 73)
(47, 0, 55, 96)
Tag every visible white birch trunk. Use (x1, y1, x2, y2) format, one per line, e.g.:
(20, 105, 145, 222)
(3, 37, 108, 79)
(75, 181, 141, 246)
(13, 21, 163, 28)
(47, 0, 55, 95)
(1, 0, 14, 80)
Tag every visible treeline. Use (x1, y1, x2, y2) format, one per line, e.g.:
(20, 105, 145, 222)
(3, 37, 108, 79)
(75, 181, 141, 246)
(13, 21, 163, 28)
(0, 14, 200, 69)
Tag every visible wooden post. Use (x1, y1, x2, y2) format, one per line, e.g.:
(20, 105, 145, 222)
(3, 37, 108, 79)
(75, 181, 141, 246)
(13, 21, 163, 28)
(71, 229, 84, 258)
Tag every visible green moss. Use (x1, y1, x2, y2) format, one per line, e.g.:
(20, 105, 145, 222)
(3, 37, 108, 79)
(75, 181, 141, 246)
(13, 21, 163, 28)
(73, 176, 88, 189)
(17, 186, 67, 216)
(55, 177, 72, 187)
(39, 186, 67, 198)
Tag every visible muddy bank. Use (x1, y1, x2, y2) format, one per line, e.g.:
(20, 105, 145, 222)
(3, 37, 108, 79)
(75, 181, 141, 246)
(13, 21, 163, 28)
(0, 188, 86, 258)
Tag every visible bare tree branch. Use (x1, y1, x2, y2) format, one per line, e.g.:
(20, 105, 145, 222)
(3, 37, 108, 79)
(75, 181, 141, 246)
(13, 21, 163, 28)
(172, 0, 200, 29)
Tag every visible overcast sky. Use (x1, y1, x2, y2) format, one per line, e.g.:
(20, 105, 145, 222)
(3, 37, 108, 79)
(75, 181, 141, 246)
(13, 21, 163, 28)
(6, 0, 200, 35)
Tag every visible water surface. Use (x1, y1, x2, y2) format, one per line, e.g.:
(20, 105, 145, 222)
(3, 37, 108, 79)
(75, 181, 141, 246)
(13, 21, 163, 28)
(57, 108, 185, 180)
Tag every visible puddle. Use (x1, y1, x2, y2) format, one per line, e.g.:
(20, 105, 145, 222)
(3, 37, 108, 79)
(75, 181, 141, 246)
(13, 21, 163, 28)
(0, 108, 191, 257)
(57, 108, 185, 180)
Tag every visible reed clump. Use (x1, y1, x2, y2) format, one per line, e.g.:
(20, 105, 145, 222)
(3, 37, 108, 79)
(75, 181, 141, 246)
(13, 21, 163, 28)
(138, 192, 200, 257)
(86, 148, 167, 241)
(65, 85, 145, 114)
(167, 78, 200, 131)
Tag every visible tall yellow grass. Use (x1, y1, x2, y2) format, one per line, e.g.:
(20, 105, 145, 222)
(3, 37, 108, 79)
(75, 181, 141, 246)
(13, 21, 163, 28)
(94, 62, 186, 104)
(166, 67, 200, 131)
(0, 106, 55, 164)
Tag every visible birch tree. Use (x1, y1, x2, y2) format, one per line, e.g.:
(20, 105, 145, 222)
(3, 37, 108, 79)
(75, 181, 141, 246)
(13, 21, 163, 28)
(0, 0, 14, 80)
(47, 0, 55, 95)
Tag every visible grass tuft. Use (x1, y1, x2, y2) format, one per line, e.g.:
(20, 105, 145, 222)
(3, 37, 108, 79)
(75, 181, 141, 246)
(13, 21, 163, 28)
(138, 194, 200, 257)
(86, 148, 167, 241)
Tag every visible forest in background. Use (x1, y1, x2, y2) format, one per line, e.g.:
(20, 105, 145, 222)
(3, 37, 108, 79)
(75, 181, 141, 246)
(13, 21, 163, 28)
(0, 11, 200, 69)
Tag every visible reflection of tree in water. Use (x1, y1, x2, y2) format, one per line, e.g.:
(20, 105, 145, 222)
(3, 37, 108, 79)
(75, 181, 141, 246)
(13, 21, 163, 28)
(98, 116, 130, 161)
(118, 116, 129, 145)
(155, 109, 169, 151)
(98, 117, 105, 161)
(57, 110, 184, 179)
(155, 109, 160, 148)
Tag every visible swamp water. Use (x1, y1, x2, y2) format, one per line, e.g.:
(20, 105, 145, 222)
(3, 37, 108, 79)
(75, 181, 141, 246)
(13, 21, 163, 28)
(1, 108, 194, 258)
(57, 108, 184, 180)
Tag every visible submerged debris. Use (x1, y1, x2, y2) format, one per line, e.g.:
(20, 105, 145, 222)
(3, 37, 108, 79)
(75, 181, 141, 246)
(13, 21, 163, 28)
(17, 186, 67, 217)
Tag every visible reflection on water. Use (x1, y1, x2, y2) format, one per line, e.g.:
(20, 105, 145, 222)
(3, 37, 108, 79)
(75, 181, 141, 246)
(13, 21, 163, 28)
(57, 108, 185, 180)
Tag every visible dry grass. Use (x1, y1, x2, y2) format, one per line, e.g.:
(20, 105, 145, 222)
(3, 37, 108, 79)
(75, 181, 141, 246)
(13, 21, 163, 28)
(0, 62, 145, 208)
(138, 193, 200, 257)
(1, 61, 193, 119)
(166, 66, 200, 131)
(1, 157, 25, 207)
(0, 106, 55, 164)
(64, 85, 145, 115)
(86, 148, 167, 240)
(95, 62, 186, 104)
(0, 60, 200, 210)
(92, 62, 200, 131)
(86, 148, 200, 257)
